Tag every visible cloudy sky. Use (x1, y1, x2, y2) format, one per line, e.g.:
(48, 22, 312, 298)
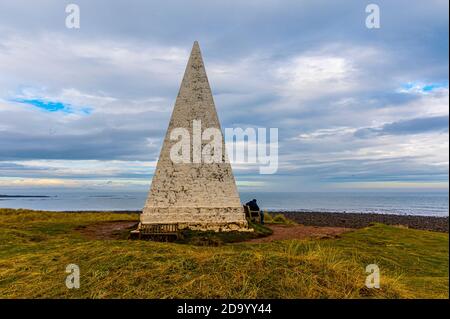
(0, 0, 448, 193)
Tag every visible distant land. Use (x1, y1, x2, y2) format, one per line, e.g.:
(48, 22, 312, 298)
(0, 194, 52, 198)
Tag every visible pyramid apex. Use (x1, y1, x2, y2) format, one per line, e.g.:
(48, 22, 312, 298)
(191, 41, 201, 54)
(187, 41, 203, 67)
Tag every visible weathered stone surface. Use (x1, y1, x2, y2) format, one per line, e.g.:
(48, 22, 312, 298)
(141, 41, 249, 232)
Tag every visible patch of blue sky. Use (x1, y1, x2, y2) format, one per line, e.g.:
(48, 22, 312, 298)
(422, 82, 448, 92)
(401, 81, 448, 93)
(12, 98, 91, 114)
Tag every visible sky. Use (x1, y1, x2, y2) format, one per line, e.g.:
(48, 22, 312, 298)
(0, 0, 448, 193)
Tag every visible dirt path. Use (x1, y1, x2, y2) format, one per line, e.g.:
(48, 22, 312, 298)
(247, 224, 352, 243)
(76, 221, 139, 240)
(76, 221, 351, 242)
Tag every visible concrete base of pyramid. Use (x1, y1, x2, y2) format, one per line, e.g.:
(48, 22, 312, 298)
(140, 206, 251, 232)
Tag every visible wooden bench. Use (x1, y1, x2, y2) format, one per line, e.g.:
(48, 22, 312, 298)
(244, 205, 261, 223)
(138, 223, 180, 241)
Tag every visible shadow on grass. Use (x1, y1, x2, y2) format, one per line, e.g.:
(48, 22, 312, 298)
(174, 220, 273, 246)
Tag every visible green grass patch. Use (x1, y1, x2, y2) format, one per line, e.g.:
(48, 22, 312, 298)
(0, 209, 447, 298)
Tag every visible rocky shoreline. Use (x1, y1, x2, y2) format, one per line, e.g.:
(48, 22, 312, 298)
(278, 211, 449, 233)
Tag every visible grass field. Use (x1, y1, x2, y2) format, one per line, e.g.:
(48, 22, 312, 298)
(0, 208, 448, 298)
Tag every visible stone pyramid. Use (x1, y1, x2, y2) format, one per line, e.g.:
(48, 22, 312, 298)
(141, 41, 249, 232)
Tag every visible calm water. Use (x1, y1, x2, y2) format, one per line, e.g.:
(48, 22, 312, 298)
(0, 191, 448, 216)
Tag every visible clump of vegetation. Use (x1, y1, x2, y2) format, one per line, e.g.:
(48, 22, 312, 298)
(0, 209, 447, 298)
(264, 212, 297, 226)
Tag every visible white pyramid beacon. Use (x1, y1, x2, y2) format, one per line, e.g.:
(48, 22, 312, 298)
(140, 41, 249, 232)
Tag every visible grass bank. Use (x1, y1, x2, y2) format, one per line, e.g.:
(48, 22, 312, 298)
(0, 209, 447, 298)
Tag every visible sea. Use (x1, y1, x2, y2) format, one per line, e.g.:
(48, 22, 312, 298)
(0, 190, 448, 217)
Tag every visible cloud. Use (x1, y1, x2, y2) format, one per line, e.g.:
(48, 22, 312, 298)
(0, 98, 167, 161)
(275, 52, 359, 100)
(354, 115, 449, 138)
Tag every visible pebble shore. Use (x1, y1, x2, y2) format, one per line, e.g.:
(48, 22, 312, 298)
(279, 211, 449, 233)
